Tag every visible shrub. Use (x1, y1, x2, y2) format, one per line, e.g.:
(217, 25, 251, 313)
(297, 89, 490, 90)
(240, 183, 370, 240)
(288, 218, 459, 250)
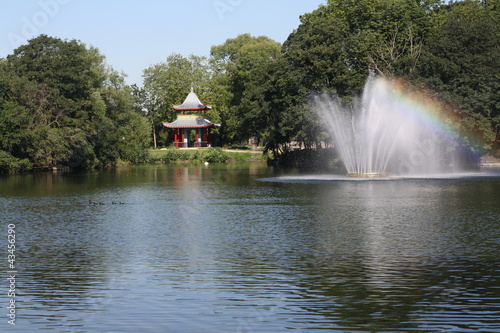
(200, 148, 229, 163)
(0, 150, 32, 173)
(162, 149, 191, 163)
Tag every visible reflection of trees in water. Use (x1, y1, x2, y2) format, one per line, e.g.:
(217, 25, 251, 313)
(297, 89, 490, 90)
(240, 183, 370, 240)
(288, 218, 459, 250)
(285, 254, 500, 331)
(214, 180, 500, 331)
(4, 166, 500, 331)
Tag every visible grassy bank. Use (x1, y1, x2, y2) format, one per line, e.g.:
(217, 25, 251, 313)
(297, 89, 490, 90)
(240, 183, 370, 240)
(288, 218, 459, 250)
(146, 147, 268, 164)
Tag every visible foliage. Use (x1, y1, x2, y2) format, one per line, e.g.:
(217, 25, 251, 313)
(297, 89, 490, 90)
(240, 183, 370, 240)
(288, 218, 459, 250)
(0, 35, 151, 171)
(139, 0, 497, 160)
(160, 148, 192, 163)
(268, 0, 497, 158)
(146, 148, 264, 164)
(248, 0, 444, 158)
(210, 34, 282, 144)
(0, 150, 32, 173)
(2, 0, 498, 172)
(289, 0, 438, 97)
(413, 0, 500, 151)
(199, 147, 229, 163)
(143, 54, 215, 146)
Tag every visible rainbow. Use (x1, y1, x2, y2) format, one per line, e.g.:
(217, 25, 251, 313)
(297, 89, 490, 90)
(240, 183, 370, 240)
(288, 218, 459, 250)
(377, 77, 485, 156)
(317, 75, 485, 176)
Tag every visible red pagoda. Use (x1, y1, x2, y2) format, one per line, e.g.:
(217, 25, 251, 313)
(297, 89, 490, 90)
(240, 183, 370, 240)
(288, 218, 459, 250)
(163, 88, 220, 148)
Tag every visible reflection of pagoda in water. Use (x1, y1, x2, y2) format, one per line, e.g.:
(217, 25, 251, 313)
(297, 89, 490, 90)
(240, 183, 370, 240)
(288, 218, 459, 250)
(163, 88, 220, 148)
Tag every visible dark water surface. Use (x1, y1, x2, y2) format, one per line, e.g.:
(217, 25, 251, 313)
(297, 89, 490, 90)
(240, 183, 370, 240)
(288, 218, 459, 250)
(1, 164, 499, 332)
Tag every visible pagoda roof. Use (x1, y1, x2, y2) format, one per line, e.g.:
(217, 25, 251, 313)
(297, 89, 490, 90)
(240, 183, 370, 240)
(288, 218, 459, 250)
(163, 115, 221, 129)
(173, 88, 212, 111)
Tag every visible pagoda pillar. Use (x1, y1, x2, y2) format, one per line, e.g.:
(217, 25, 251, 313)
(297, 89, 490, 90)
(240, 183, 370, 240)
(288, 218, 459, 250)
(195, 129, 202, 147)
(174, 129, 180, 147)
(183, 129, 189, 148)
(199, 129, 203, 143)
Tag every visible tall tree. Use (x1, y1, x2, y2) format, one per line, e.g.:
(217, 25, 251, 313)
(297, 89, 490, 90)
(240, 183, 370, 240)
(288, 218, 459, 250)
(0, 35, 151, 171)
(415, 0, 499, 151)
(283, 0, 439, 99)
(210, 34, 281, 145)
(7, 34, 105, 112)
(259, 0, 448, 157)
(143, 54, 212, 146)
(0, 60, 33, 171)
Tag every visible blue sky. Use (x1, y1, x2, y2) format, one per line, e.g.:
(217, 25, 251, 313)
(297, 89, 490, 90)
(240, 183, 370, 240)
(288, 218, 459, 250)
(0, 0, 326, 86)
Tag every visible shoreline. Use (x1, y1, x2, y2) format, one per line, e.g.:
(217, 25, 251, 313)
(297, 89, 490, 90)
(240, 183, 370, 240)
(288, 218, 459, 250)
(4, 147, 500, 174)
(146, 147, 268, 164)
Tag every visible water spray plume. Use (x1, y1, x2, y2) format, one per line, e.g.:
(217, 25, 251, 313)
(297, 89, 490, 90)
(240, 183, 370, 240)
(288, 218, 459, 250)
(316, 76, 472, 177)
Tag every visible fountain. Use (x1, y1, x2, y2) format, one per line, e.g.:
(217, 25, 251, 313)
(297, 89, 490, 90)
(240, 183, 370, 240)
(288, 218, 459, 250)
(316, 76, 466, 177)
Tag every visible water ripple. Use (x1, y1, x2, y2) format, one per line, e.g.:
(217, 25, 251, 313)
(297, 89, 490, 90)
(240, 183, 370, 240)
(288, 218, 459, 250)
(1, 166, 499, 332)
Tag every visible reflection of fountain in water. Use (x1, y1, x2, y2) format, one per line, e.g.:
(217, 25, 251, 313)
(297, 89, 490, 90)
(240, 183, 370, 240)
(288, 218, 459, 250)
(316, 76, 465, 177)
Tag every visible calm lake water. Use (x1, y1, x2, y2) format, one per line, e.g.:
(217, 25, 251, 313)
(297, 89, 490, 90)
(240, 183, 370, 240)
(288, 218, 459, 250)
(1, 164, 500, 332)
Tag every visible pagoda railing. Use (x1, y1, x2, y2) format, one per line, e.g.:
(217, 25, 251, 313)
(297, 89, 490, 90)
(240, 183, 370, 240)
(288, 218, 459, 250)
(194, 141, 209, 148)
(173, 142, 209, 148)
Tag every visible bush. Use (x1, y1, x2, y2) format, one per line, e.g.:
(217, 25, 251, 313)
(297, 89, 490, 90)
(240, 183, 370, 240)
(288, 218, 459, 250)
(200, 148, 229, 163)
(0, 150, 32, 173)
(146, 147, 265, 164)
(162, 149, 191, 163)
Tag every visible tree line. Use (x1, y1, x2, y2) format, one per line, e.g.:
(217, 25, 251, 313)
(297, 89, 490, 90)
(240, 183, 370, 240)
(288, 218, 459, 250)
(0, 35, 150, 171)
(1, 0, 498, 172)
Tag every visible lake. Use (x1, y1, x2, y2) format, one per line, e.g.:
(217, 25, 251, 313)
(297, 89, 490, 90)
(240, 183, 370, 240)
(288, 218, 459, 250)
(1, 164, 499, 332)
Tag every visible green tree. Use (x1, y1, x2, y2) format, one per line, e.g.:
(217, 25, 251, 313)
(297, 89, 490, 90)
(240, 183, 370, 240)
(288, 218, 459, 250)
(210, 34, 281, 145)
(0, 60, 33, 171)
(283, 0, 439, 99)
(7, 34, 105, 113)
(3, 35, 106, 168)
(0, 35, 151, 171)
(143, 53, 212, 146)
(260, 0, 448, 158)
(96, 69, 151, 165)
(415, 0, 499, 152)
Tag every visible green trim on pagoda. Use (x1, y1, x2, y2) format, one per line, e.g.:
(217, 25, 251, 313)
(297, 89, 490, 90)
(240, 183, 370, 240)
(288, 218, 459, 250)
(163, 89, 220, 148)
(163, 114, 221, 129)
